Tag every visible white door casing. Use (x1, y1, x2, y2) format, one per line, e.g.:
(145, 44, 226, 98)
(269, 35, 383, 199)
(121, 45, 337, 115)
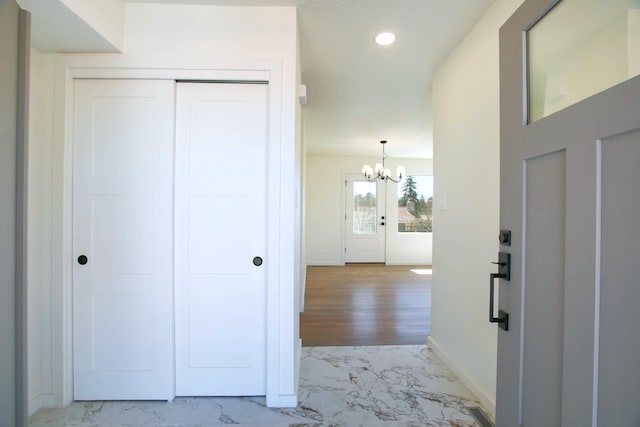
(55, 58, 293, 408)
(175, 82, 268, 396)
(72, 79, 175, 400)
(345, 173, 386, 263)
(497, 1, 640, 426)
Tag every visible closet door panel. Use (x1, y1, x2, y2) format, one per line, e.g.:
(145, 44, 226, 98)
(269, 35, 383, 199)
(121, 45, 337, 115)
(175, 82, 268, 396)
(72, 79, 175, 400)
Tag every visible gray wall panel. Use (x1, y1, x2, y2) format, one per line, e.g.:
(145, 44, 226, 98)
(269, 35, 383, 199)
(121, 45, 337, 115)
(0, 0, 19, 425)
(16, 8, 30, 427)
(0, 0, 29, 425)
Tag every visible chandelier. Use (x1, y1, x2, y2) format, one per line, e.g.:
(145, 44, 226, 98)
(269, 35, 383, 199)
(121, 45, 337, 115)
(362, 140, 405, 183)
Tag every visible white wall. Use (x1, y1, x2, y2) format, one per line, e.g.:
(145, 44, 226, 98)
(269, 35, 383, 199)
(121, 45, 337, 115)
(28, 3, 301, 411)
(430, 0, 524, 415)
(27, 48, 55, 416)
(60, 0, 124, 49)
(17, 0, 124, 52)
(306, 155, 432, 266)
(124, 4, 294, 60)
(630, 9, 640, 76)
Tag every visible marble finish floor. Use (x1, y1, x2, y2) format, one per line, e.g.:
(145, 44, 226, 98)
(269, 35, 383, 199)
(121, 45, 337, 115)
(30, 345, 489, 427)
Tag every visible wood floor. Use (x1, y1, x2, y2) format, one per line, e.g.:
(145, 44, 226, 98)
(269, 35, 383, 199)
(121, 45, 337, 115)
(300, 264, 432, 347)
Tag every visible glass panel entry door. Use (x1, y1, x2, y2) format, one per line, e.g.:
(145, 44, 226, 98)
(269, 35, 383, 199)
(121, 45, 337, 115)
(498, 0, 640, 425)
(345, 174, 385, 263)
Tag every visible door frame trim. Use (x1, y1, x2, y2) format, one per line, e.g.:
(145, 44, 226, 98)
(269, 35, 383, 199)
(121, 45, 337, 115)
(16, 8, 31, 426)
(51, 55, 294, 407)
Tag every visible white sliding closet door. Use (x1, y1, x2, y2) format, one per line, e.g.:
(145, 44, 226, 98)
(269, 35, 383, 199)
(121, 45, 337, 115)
(175, 82, 268, 396)
(72, 79, 175, 400)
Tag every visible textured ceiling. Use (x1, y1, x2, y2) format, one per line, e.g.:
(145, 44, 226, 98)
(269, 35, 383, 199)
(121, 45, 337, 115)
(128, 0, 497, 158)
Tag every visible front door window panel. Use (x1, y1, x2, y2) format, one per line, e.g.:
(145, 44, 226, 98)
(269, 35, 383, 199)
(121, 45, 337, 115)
(528, 0, 640, 123)
(353, 181, 377, 234)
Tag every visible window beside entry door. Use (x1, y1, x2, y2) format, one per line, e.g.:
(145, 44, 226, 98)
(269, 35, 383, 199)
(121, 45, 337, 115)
(352, 181, 378, 234)
(397, 175, 433, 233)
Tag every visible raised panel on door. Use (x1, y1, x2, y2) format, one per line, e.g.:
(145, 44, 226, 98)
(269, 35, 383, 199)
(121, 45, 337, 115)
(522, 150, 566, 426)
(175, 82, 267, 396)
(597, 128, 640, 426)
(72, 79, 175, 400)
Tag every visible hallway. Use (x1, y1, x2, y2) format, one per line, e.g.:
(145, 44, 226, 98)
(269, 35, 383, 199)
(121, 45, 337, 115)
(301, 264, 431, 346)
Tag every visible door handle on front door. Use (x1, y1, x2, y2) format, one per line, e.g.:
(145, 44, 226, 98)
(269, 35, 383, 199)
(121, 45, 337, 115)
(489, 252, 510, 331)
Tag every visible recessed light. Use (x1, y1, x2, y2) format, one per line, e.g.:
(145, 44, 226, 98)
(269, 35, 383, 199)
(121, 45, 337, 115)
(375, 32, 396, 46)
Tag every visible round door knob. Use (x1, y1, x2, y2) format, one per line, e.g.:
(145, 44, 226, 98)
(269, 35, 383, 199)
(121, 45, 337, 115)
(77, 255, 88, 265)
(253, 256, 263, 266)
(380, 222, 385, 226)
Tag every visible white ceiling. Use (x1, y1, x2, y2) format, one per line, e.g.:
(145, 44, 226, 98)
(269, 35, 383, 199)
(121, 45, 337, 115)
(295, 0, 495, 159)
(31, 0, 496, 159)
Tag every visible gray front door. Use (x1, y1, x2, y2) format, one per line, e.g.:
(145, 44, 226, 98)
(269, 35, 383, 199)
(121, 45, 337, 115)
(496, 0, 640, 426)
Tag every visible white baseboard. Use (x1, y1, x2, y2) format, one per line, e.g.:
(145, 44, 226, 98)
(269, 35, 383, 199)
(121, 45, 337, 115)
(265, 338, 302, 410)
(306, 260, 344, 266)
(28, 393, 54, 417)
(295, 338, 302, 392)
(300, 266, 307, 312)
(266, 394, 297, 408)
(385, 259, 432, 266)
(427, 336, 496, 416)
